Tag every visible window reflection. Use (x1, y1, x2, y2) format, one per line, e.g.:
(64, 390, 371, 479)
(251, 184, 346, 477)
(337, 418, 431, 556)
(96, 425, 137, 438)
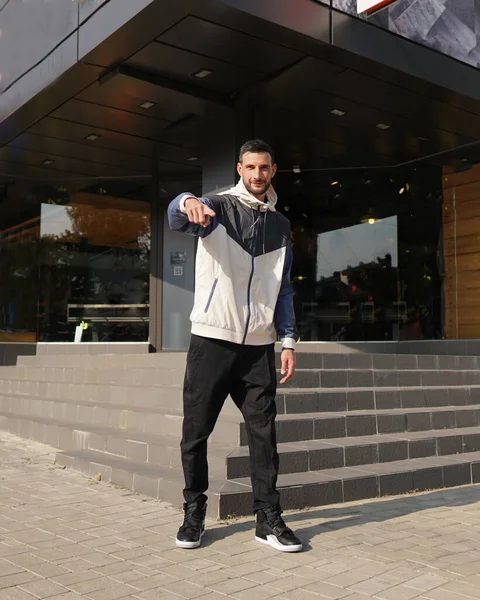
(38, 191, 150, 342)
(312, 216, 399, 341)
(276, 167, 443, 342)
(316, 216, 398, 280)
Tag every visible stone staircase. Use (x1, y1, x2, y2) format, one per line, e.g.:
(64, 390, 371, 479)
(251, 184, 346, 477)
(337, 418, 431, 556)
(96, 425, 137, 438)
(1, 350, 480, 518)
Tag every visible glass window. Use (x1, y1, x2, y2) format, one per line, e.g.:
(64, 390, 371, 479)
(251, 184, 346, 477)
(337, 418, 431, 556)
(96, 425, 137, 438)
(38, 185, 151, 342)
(0, 176, 151, 344)
(0, 179, 40, 343)
(275, 165, 444, 341)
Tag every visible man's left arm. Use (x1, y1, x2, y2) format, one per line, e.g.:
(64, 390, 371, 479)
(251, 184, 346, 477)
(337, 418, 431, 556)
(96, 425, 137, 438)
(274, 242, 299, 384)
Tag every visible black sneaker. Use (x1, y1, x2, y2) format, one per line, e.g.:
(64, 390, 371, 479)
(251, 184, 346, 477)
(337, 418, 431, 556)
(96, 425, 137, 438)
(255, 505, 302, 552)
(176, 501, 207, 549)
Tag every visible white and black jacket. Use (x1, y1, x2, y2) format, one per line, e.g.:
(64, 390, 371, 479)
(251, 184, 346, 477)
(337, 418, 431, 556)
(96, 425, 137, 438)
(167, 181, 298, 349)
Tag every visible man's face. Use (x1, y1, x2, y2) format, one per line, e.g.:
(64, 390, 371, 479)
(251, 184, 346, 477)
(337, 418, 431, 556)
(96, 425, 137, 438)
(237, 152, 277, 199)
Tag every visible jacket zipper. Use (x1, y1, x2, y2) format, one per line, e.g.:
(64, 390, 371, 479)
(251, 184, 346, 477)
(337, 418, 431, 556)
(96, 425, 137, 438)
(241, 210, 261, 344)
(204, 278, 218, 312)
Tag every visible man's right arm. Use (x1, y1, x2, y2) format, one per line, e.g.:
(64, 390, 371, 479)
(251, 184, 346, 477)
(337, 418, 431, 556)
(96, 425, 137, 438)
(167, 193, 217, 237)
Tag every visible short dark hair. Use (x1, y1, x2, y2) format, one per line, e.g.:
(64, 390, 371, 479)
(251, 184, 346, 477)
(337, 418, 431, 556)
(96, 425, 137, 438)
(239, 139, 275, 164)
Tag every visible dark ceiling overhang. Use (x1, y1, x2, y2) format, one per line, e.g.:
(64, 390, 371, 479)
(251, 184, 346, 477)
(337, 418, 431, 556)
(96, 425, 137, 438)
(2, 0, 480, 194)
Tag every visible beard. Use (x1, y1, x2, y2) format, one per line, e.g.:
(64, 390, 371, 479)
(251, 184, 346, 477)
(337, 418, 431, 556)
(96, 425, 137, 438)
(243, 178, 271, 197)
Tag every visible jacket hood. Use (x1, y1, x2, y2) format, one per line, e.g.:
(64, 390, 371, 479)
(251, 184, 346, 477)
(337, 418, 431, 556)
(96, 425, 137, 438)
(220, 179, 277, 212)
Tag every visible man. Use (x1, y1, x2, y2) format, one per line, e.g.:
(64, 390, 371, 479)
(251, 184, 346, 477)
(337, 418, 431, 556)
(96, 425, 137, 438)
(168, 139, 302, 553)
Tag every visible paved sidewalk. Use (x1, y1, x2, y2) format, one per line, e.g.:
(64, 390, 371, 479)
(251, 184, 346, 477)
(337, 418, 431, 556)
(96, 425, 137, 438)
(1, 434, 480, 600)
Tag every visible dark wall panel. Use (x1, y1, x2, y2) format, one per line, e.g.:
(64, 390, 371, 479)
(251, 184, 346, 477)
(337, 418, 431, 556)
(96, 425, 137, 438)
(77, 0, 155, 60)
(0, 344, 36, 366)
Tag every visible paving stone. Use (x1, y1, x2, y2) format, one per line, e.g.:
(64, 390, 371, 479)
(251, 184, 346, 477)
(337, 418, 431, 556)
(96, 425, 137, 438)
(68, 577, 114, 594)
(266, 574, 316, 592)
(44, 594, 85, 600)
(25, 563, 70, 578)
(18, 579, 67, 598)
(348, 576, 398, 596)
(323, 570, 373, 587)
(245, 571, 285, 585)
(272, 590, 321, 600)
(79, 552, 123, 567)
(6, 554, 46, 568)
(83, 583, 139, 600)
(376, 584, 424, 599)
(303, 581, 351, 598)
(131, 573, 179, 591)
(423, 585, 480, 600)
(179, 594, 225, 600)
(161, 579, 212, 598)
(231, 586, 279, 600)
(0, 572, 41, 590)
(0, 562, 24, 577)
(0, 589, 38, 600)
(404, 573, 450, 592)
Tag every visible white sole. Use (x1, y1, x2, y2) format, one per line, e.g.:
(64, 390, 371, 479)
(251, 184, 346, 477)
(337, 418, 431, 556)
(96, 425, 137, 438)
(176, 529, 204, 549)
(255, 535, 303, 553)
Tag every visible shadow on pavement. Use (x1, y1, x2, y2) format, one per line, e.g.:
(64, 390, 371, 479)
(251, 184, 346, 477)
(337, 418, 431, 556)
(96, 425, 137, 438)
(200, 484, 480, 551)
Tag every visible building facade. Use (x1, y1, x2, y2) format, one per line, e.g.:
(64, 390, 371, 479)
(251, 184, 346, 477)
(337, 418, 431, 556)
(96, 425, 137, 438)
(2, 0, 480, 359)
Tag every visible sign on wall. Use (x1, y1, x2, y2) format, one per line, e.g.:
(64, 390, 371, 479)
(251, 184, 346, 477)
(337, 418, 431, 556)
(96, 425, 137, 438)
(357, 0, 398, 15)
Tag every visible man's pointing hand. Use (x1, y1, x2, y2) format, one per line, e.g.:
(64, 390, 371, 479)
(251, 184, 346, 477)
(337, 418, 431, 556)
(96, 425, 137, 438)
(184, 197, 216, 228)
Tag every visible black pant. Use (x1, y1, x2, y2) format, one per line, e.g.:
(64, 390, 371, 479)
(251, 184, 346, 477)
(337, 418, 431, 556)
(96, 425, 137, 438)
(181, 334, 280, 512)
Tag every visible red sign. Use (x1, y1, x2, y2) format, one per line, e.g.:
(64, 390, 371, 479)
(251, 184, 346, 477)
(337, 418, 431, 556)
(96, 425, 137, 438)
(357, 0, 398, 15)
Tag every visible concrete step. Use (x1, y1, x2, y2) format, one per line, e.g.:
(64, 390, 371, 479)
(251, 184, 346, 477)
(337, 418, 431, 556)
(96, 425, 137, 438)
(3, 391, 480, 446)
(55, 449, 229, 520)
(272, 405, 480, 443)
(0, 366, 184, 386)
(6, 364, 480, 389)
(55, 447, 480, 519)
(226, 427, 480, 478)
(276, 352, 480, 371)
(15, 350, 479, 371)
(0, 381, 185, 411)
(4, 366, 480, 395)
(0, 411, 233, 475)
(7, 406, 480, 481)
(283, 369, 480, 389)
(18, 354, 468, 372)
(2, 379, 480, 415)
(283, 386, 479, 413)
(15, 353, 188, 369)
(14, 402, 478, 479)
(0, 397, 242, 445)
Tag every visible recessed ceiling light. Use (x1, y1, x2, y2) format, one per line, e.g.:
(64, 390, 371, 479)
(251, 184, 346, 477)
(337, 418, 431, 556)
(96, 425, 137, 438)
(188, 156, 199, 161)
(193, 69, 213, 79)
(138, 101, 156, 109)
(331, 181, 339, 186)
(85, 134, 100, 141)
(42, 159, 55, 165)
(330, 109, 346, 116)
(376, 123, 390, 130)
